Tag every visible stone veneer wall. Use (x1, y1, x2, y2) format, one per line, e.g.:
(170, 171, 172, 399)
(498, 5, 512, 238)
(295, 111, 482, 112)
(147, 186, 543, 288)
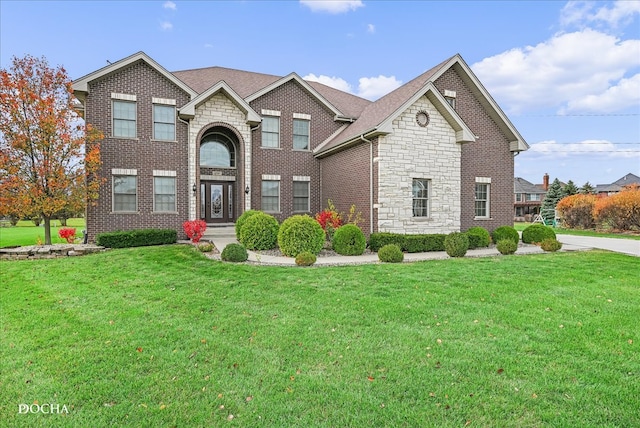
(189, 93, 252, 219)
(377, 96, 461, 234)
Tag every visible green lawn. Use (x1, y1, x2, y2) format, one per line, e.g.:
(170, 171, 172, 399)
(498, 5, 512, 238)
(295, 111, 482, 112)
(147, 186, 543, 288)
(0, 218, 86, 248)
(1, 246, 638, 427)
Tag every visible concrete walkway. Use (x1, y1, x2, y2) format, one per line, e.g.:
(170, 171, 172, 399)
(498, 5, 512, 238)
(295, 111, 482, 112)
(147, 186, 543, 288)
(202, 226, 638, 266)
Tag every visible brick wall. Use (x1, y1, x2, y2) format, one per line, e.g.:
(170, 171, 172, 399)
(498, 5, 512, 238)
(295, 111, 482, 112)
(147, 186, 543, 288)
(435, 66, 514, 232)
(85, 60, 191, 241)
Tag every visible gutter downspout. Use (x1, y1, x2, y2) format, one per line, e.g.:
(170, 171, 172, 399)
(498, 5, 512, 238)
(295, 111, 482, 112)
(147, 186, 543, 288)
(360, 134, 374, 235)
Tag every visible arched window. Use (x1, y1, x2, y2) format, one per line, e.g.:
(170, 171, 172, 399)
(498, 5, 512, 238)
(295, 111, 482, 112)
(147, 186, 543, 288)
(200, 132, 236, 168)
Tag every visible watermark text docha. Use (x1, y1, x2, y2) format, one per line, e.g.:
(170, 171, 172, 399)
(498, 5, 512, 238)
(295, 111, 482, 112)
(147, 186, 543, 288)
(18, 403, 69, 414)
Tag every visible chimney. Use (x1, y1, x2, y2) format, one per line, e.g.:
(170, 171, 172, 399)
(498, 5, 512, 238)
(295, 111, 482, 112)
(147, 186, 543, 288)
(543, 173, 549, 191)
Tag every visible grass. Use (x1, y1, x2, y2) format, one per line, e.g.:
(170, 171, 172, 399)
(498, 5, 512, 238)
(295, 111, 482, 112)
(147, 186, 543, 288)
(1, 245, 638, 427)
(0, 219, 86, 248)
(514, 222, 640, 240)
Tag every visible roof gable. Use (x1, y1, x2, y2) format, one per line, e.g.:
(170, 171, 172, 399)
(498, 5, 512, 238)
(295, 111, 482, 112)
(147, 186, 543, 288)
(72, 51, 197, 100)
(179, 81, 261, 125)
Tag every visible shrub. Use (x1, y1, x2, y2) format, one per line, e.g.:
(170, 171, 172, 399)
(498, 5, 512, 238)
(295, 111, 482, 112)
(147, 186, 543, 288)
(593, 186, 640, 231)
(331, 224, 366, 256)
(197, 242, 214, 252)
(58, 227, 76, 244)
(465, 227, 490, 249)
(368, 232, 446, 252)
(556, 194, 597, 229)
(368, 233, 403, 252)
(496, 239, 517, 255)
(235, 210, 261, 239)
(295, 251, 317, 266)
(183, 220, 207, 243)
(403, 235, 425, 253)
(378, 244, 404, 263)
(238, 212, 279, 250)
(96, 229, 177, 248)
(491, 226, 519, 246)
(315, 200, 342, 231)
(278, 215, 325, 257)
(221, 243, 248, 262)
(540, 238, 562, 252)
(444, 232, 469, 258)
(522, 224, 556, 244)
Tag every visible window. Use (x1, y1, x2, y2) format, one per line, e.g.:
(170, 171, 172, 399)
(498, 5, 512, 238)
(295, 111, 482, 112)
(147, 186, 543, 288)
(515, 193, 523, 202)
(293, 181, 310, 211)
(200, 133, 236, 167)
(113, 175, 137, 212)
(262, 116, 280, 148)
(445, 96, 456, 109)
(475, 183, 490, 218)
(293, 119, 310, 150)
(113, 100, 136, 138)
(261, 180, 280, 212)
(412, 179, 430, 217)
(153, 104, 175, 141)
(154, 176, 176, 212)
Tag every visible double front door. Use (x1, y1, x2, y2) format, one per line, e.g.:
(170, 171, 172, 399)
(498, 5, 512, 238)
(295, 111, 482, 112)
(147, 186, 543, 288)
(201, 181, 234, 223)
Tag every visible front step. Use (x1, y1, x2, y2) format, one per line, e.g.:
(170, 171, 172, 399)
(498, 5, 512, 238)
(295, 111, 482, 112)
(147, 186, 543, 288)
(203, 225, 236, 239)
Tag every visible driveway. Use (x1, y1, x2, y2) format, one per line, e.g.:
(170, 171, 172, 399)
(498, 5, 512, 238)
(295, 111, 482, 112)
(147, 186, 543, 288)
(557, 234, 640, 257)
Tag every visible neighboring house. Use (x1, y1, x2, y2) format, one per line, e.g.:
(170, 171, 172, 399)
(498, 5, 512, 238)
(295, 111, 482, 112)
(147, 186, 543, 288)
(595, 173, 640, 196)
(72, 51, 528, 241)
(514, 174, 549, 221)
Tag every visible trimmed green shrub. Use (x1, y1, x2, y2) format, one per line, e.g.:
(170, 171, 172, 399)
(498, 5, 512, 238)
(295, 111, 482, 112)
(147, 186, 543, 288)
(96, 228, 177, 248)
(522, 224, 556, 244)
(331, 224, 366, 256)
(491, 226, 519, 246)
(221, 243, 248, 262)
(295, 251, 317, 266)
(466, 226, 490, 249)
(277, 215, 325, 257)
(197, 242, 214, 252)
(368, 232, 403, 252)
(378, 244, 404, 263)
(403, 235, 425, 253)
(368, 232, 446, 252)
(540, 238, 562, 252)
(238, 212, 279, 250)
(496, 239, 517, 255)
(235, 210, 261, 239)
(444, 232, 469, 257)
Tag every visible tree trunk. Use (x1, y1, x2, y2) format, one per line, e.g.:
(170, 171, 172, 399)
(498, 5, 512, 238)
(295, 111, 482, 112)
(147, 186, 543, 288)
(43, 216, 52, 245)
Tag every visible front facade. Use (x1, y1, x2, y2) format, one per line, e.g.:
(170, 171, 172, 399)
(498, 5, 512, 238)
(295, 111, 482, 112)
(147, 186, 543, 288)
(73, 52, 527, 241)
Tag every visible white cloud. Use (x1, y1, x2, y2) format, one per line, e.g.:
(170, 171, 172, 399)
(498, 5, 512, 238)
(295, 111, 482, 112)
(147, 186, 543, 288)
(204, 43, 213, 49)
(563, 73, 640, 113)
(300, 0, 364, 14)
(472, 29, 640, 113)
(528, 139, 639, 159)
(357, 75, 402, 100)
(304, 73, 353, 93)
(561, 0, 640, 28)
(367, 23, 375, 34)
(160, 21, 173, 31)
(163, 1, 177, 10)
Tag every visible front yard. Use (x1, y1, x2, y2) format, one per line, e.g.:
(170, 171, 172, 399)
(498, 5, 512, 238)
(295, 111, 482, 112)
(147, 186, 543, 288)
(1, 245, 638, 427)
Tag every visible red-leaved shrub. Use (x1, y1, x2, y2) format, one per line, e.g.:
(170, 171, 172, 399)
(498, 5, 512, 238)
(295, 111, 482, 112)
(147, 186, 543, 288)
(183, 220, 207, 243)
(58, 227, 76, 243)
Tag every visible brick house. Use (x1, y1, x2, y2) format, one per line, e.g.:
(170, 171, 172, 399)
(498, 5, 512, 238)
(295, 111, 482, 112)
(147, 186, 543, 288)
(595, 173, 640, 196)
(72, 51, 527, 241)
(514, 174, 549, 221)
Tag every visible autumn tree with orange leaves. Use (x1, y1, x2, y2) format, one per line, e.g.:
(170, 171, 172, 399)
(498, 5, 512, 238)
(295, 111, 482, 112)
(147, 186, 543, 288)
(0, 55, 103, 245)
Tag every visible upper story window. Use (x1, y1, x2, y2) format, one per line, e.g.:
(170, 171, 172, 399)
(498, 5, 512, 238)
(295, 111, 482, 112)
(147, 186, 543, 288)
(153, 101, 176, 141)
(293, 118, 310, 150)
(200, 132, 236, 168)
(515, 193, 523, 202)
(262, 116, 280, 148)
(113, 100, 136, 138)
(412, 178, 430, 217)
(444, 89, 456, 110)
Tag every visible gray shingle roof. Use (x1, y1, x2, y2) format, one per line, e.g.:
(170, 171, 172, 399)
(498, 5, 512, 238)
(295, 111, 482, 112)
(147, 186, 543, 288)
(514, 177, 546, 194)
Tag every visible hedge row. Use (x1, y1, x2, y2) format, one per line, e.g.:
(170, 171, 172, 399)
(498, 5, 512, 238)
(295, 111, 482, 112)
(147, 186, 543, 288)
(368, 232, 447, 253)
(96, 228, 177, 248)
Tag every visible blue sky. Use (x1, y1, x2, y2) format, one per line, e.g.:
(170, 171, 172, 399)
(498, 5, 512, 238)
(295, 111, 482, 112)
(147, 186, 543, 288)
(2, 0, 638, 187)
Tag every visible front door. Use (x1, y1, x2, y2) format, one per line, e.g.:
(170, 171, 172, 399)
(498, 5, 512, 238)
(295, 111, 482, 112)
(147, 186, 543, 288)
(201, 181, 234, 223)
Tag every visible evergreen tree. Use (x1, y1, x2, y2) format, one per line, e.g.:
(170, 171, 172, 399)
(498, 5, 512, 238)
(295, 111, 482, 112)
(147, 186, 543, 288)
(564, 180, 578, 196)
(580, 181, 595, 194)
(541, 178, 567, 224)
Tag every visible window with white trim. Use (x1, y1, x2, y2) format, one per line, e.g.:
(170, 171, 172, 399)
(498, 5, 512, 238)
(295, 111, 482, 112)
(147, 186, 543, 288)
(153, 176, 176, 212)
(293, 118, 310, 150)
(113, 175, 137, 212)
(293, 181, 310, 212)
(261, 180, 280, 212)
(153, 104, 176, 141)
(475, 183, 490, 218)
(113, 100, 136, 138)
(412, 179, 430, 217)
(261, 116, 280, 148)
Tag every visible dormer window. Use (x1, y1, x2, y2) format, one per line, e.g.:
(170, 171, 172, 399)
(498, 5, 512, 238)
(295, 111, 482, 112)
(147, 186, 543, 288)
(444, 89, 457, 110)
